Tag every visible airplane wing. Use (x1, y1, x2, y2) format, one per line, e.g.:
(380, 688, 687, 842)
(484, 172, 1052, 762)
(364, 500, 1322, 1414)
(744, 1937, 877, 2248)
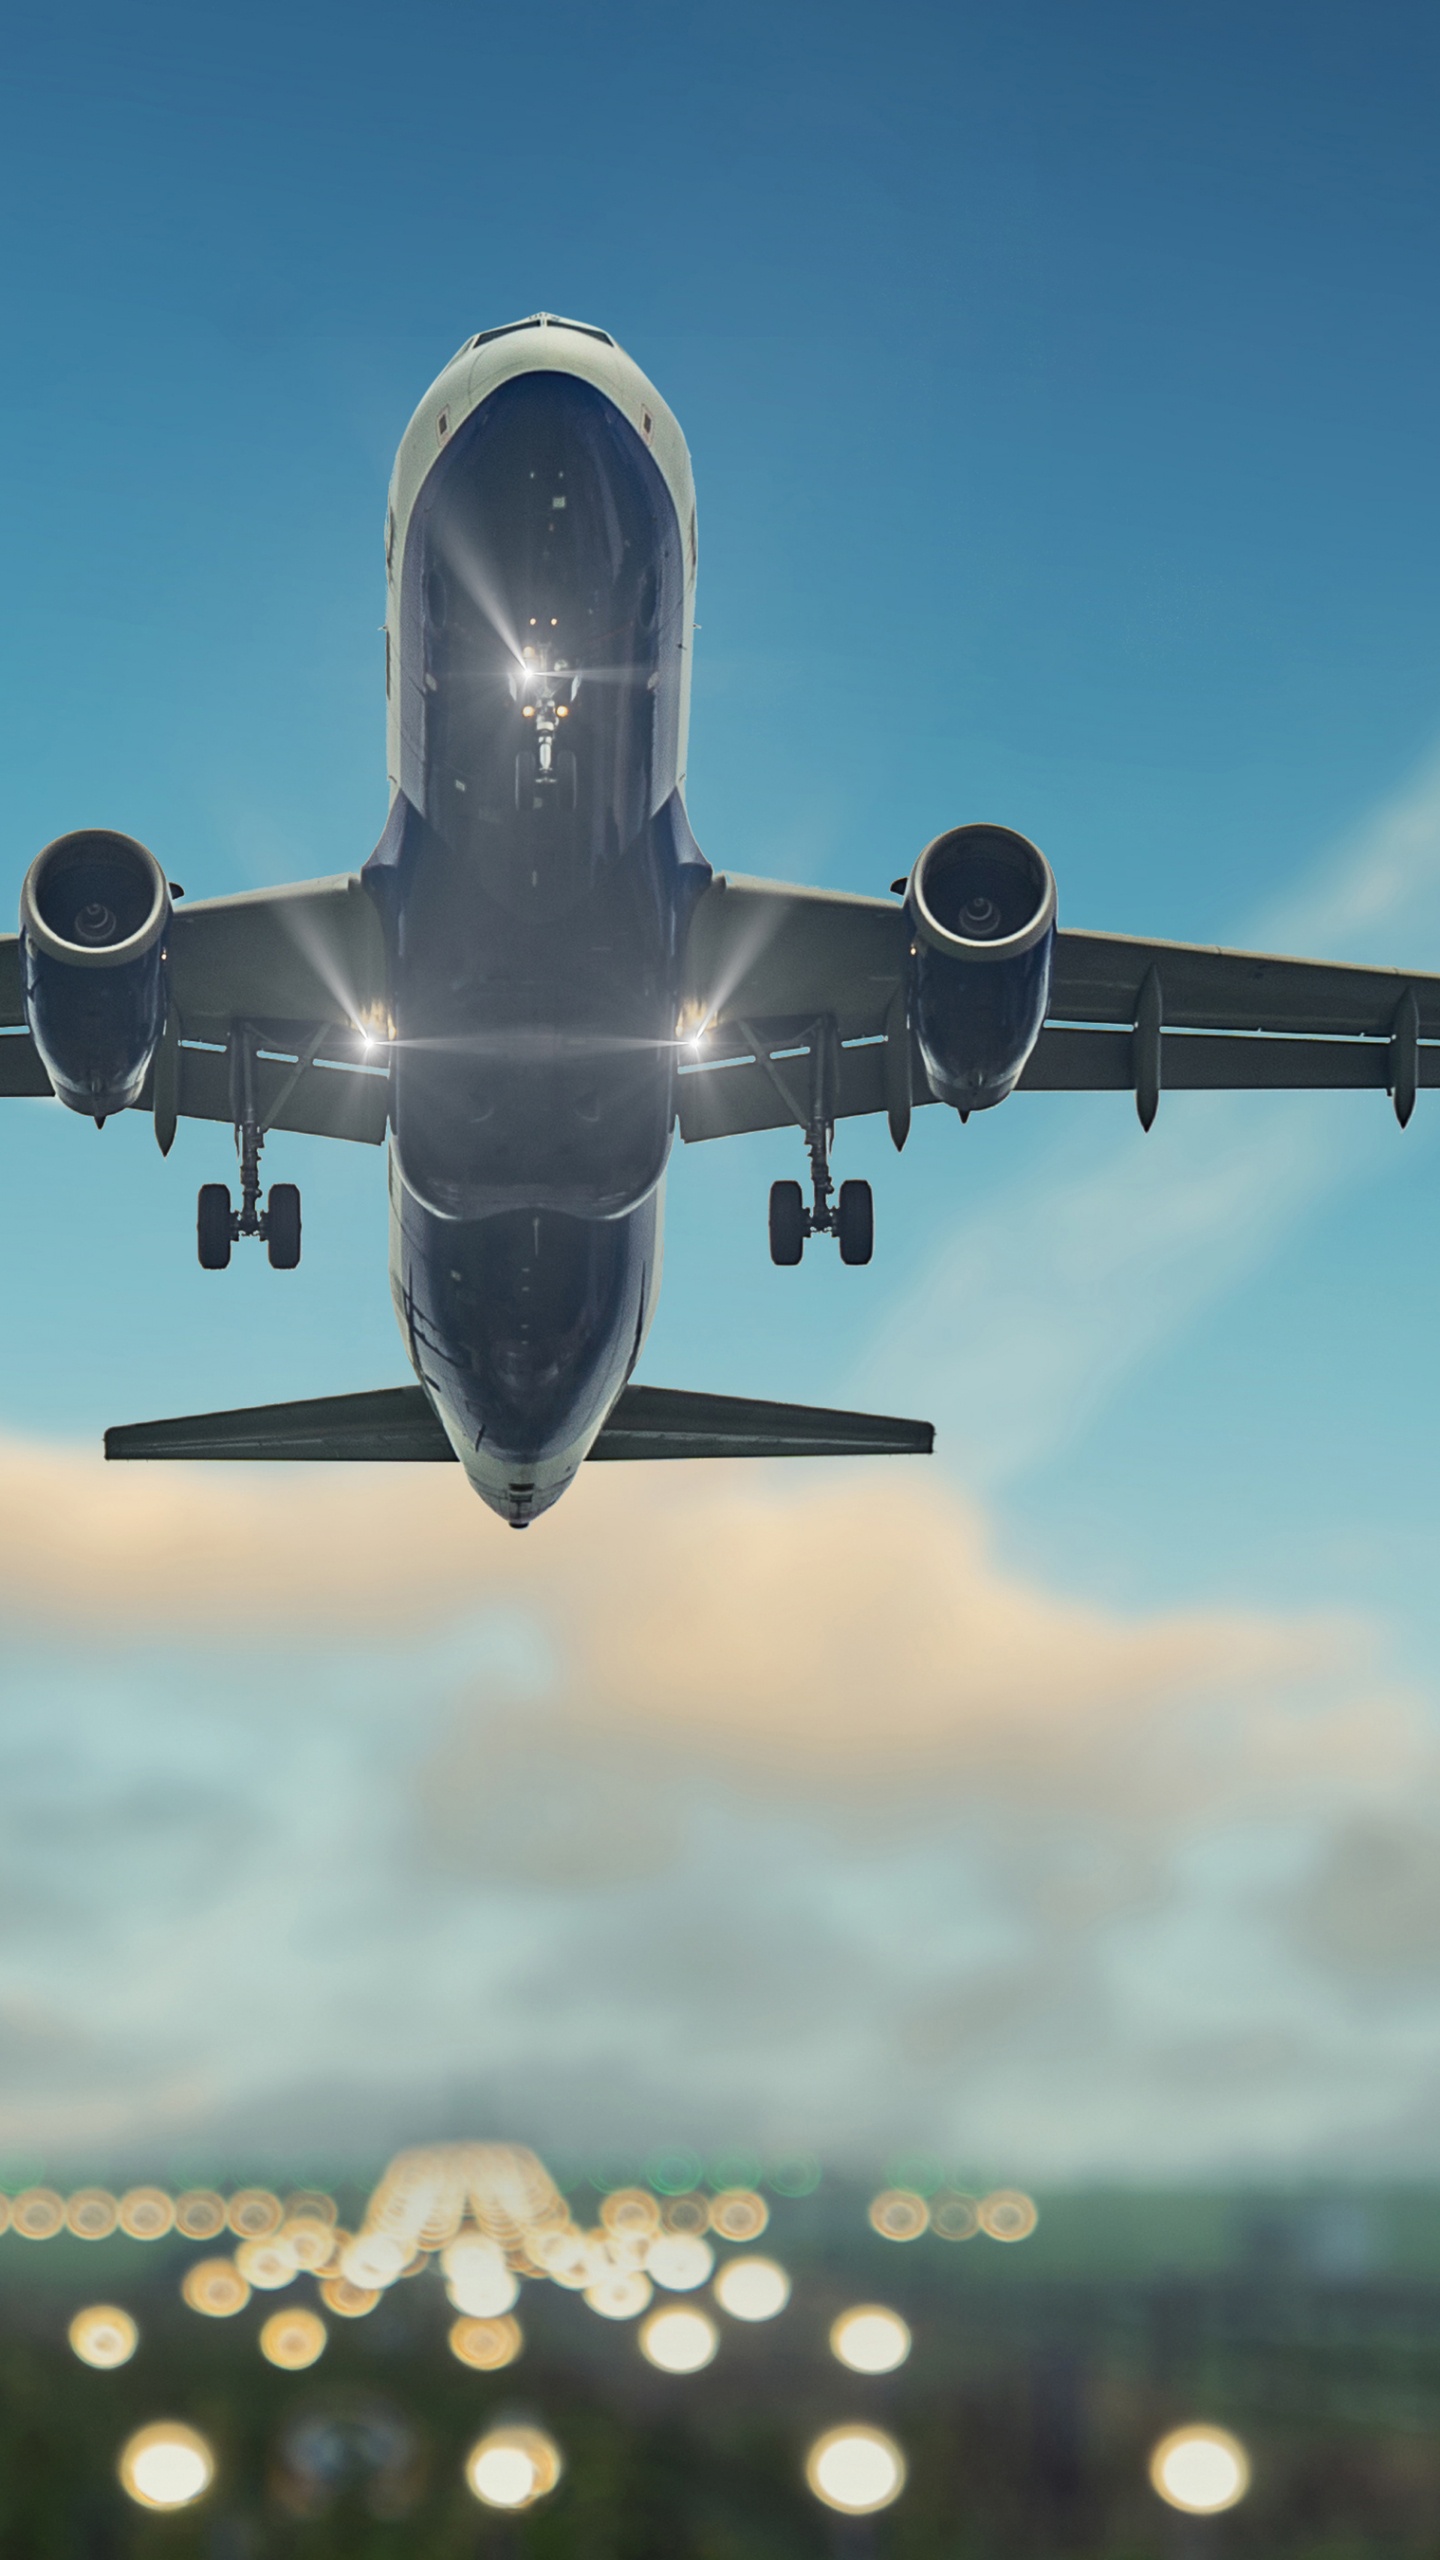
(0, 875, 390, 1147)
(678, 874, 1440, 1143)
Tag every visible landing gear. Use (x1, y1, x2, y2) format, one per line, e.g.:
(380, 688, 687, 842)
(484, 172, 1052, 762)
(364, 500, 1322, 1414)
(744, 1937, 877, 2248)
(195, 1024, 303, 1270)
(761, 1012, 875, 1266)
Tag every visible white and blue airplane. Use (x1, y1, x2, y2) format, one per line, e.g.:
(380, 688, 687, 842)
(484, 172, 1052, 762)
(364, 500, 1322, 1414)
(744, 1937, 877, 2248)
(8, 316, 1440, 1523)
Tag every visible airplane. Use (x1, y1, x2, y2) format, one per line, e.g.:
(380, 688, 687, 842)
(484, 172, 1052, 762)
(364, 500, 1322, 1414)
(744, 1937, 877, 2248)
(8, 312, 1440, 1526)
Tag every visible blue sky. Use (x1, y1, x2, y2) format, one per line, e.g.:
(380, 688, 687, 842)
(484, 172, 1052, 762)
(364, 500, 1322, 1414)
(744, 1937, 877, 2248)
(0, 0, 1439, 2182)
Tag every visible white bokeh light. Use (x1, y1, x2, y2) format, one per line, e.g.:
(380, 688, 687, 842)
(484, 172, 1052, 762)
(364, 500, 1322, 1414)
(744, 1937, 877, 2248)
(119, 2423, 215, 2511)
(465, 2426, 562, 2510)
(806, 2425, 906, 2514)
(640, 2305, 720, 2372)
(1149, 2425, 1251, 2514)
(830, 2305, 911, 2373)
(713, 2256, 790, 2322)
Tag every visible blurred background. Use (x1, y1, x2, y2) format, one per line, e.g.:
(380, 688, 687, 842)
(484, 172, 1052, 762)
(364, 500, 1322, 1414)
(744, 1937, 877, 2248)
(1, 0, 1439, 2544)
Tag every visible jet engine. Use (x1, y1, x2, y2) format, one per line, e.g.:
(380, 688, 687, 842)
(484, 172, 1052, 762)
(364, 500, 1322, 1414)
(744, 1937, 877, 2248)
(905, 823, 1056, 1112)
(20, 831, 171, 1118)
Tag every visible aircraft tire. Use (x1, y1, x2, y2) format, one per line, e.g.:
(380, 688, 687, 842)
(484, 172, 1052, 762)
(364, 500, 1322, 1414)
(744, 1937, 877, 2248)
(769, 1179, 806, 1266)
(837, 1179, 874, 1266)
(197, 1184, 233, 1271)
(266, 1183, 302, 1270)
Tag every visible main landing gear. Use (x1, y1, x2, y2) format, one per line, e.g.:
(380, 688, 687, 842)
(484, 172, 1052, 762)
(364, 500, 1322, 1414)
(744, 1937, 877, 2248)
(763, 1013, 874, 1267)
(196, 1023, 303, 1271)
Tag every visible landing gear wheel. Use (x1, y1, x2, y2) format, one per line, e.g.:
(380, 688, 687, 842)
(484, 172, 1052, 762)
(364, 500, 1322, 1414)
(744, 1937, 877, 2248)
(266, 1182, 302, 1270)
(197, 1184, 233, 1270)
(837, 1178, 874, 1266)
(769, 1179, 806, 1266)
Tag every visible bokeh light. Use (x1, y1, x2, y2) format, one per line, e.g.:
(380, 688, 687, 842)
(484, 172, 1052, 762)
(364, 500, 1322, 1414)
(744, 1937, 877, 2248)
(713, 2256, 790, 2321)
(600, 2187, 660, 2241)
(118, 2187, 174, 2241)
(280, 2217, 335, 2273)
(709, 2188, 769, 2242)
(66, 2189, 118, 2240)
(978, 2189, 1038, 2242)
(69, 2305, 138, 2369)
(235, 2236, 298, 2290)
(1149, 2425, 1251, 2514)
(640, 2306, 719, 2372)
(585, 2270, 653, 2320)
(449, 2314, 523, 2370)
(259, 2309, 327, 2371)
(118, 2421, 215, 2511)
(464, 2425, 563, 2509)
(181, 2258, 250, 2318)
(806, 2425, 906, 2514)
(12, 2188, 65, 2239)
(174, 2191, 227, 2241)
(830, 2305, 911, 2373)
(646, 2233, 714, 2291)
(868, 2189, 929, 2242)
(930, 2190, 980, 2241)
(226, 2188, 282, 2239)
(319, 2275, 380, 2319)
(441, 2235, 519, 2316)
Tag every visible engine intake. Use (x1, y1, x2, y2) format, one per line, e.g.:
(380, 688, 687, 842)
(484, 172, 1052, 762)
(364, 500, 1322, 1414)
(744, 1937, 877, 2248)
(905, 823, 1056, 1111)
(21, 831, 171, 1117)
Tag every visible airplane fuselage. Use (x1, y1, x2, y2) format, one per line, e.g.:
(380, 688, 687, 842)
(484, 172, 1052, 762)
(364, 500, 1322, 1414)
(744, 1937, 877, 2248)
(372, 320, 706, 1524)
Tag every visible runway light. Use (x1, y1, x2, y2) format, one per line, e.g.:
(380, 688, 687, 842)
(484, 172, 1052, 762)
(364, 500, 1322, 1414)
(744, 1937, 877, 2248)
(713, 2256, 790, 2322)
(69, 2305, 138, 2369)
(806, 2424, 906, 2514)
(259, 2308, 327, 2371)
(646, 2232, 714, 2291)
(119, 2187, 175, 2240)
(181, 2258, 250, 2318)
(174, 2190, 227, 2240)
(868, 2188, 929, 2242)
(465, 2424, 562, 2510)
(978, 2188, 1038, 2242)
(449, 2313, 522, 2370)
(118, 2421, 215, 2511)
(709, 2188, 768, 2242)
(66, 2188, 118, 2240)
(1149, 2425, 1251, 2514)
(831, 2305, 911, 2373)
(640, 2305, 719, 2372)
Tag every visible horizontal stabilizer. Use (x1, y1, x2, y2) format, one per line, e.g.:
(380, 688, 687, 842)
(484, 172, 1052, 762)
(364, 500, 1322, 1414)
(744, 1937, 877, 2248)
(105, 1382, 934, 1465)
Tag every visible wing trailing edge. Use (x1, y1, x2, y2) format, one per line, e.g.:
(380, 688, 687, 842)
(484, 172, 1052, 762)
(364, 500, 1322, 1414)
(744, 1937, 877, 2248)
(104, 1382, 934, 1466)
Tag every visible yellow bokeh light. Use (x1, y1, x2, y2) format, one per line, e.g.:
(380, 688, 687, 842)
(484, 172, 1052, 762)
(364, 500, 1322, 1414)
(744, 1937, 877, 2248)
(280, 2218, 335, 2273)
(118, 2421, 215, 2511)
(340, 2230, 410, 2288)
(600, 2187, 660, 2241)
(66, 2189, 118, 2241)
(118, 2187, 175, 2241)
(713, 2256, 790, 2322)
(12, 2188, 65, 2239)
(174, 2191, 227, 2241)
(930, 2190, 980, 2242)
(867, 2189, 929, 2242)
(978, 2189, 1038, 2242)
(639, 2306, 719, 2372)
(181, 2258, 251, 2319)
(708, 2188, 768, 2243)
(830, 2305, 911, 2373)
(69, 2305, 138, 2369)
(660, 2193, 710, 2235)
(235, 2235, 298, 2291)
(1149, 2425, 1251, 2514)
(259, 2309, 327, 2371)
(282, 2190, 337, 2227)
(584, 2270, 653, 2321)
(806, 2425, 906, 2514)
(449, 2314, 523, 2370)
(319, 2275, 381, 2319)
(464, 2425, 563, 2510)
(226, 2188, 282, 2239)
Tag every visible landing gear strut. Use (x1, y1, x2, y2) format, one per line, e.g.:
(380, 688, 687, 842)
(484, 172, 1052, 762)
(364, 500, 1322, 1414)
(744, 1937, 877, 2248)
(196, 1023, 304, 1270)
(760, 1014, 874, 1267)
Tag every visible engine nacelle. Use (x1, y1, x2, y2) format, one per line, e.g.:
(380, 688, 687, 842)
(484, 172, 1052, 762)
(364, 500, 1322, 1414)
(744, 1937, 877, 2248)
(905, 823, 1056, 1112)
(20, 831, 171, 1118)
